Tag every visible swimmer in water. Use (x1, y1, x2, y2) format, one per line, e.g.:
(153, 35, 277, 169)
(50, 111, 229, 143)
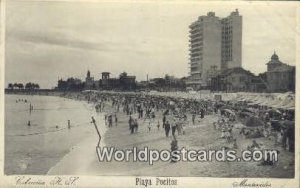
(68, 120, 71, 129)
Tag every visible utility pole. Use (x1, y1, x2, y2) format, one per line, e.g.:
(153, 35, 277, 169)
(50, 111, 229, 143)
(147, 74, 149, 91)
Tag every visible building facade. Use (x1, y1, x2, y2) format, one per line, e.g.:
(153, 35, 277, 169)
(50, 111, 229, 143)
(211, 67, 266, 92)
(266, 52, 295, 92)
(85, 70, 95, 89)
(56, 71, 137, 91)
(187, 10, 242, 89)
(221, 9, 242, 70)
(99, 72, 136, 91)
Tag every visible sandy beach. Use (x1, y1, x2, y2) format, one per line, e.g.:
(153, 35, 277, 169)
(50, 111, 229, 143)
(48, 97, 294, 177)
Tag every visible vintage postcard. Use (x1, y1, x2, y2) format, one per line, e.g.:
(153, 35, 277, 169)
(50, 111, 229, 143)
(0, 0, 299, 187)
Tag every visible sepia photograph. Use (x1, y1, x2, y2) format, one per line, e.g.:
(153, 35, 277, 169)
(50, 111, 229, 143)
(1, 0, 299, 187)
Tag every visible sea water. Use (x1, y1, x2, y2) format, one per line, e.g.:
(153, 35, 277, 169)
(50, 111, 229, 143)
(5, 94, 103, 175)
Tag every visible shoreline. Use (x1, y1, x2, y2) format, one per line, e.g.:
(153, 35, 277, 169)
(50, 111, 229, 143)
(46, 99, 107, 175)
(5, 94, 107, 175)
(47, 125, 106, 175)
(47, 106, 294, 177)
(5, 92, 295, 177)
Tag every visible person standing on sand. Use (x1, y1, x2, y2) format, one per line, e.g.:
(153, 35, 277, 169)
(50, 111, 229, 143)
(104, 114, 107, 126)
(114, 113, 118, 126)
(29, 103, 33, 114)
(192, 110, 196, 125)
(148, 117, 154, 132)
(163, 113, 166, 128)
(108, 115, 113, 127)
(164, 120, 170, 137)
(170, 137, 179, 163)
(140, 107, 144, 118)
(129, 116, 134, 134)
(157, 120, 160, 130)
(171, 121, 177, 137)
(166, 108, 176, 137)
(134, 119, 139, 133)
(200, 108, 205, 119)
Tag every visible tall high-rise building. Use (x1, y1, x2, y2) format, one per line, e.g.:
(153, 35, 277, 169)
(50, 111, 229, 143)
(187, 9, 242, 89)
(221, 9, 242, 70)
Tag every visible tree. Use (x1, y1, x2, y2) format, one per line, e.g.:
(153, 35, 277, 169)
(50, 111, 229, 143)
(13, 83, 18, 89)
(33, 84, 40, 90)
(24, 82, 40, 90)
(25, 82, 32, 90)
(57, 79, 67, 91)
(164, 74, 170, 80)
(18, 83, 24, 90)
(8, 83, 13, 90)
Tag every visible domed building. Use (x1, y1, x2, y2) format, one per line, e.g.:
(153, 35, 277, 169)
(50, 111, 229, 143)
(266, 51, 284, 71)
(266, 52, 295, 92)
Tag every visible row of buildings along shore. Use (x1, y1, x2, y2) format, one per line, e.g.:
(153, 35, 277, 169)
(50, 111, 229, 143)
(53, 9, 295, 93)
(187, 9, 295, 93)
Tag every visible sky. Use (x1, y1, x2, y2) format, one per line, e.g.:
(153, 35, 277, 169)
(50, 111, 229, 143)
(4, 1, 298, 89)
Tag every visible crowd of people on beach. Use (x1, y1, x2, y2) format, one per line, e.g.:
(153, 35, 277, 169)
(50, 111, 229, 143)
(59, 91, 295, 164)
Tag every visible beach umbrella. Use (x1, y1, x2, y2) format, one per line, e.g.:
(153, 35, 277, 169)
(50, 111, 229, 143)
(271, 98, 292, 109)
(243, 108, 255, 114)
(281, 101, 295, 110)
(267, 99, 282, 107)
(267, 109, 282, 116)
(287, 106, 295, 110)
(219, 105, 229, 110)
(223, 109, 235, 115)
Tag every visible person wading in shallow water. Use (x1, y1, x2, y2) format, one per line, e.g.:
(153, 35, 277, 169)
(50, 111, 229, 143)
(68, 120, 71, 129)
